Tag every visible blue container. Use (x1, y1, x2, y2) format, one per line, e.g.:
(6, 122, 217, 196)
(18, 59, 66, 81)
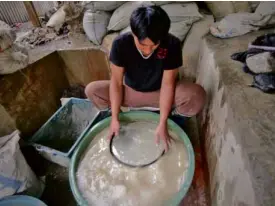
(29, 98, 100, 167)
(0, 195, 47, 206)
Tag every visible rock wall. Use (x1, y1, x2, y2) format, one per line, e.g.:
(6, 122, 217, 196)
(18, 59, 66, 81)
(197, 31, 275, 206)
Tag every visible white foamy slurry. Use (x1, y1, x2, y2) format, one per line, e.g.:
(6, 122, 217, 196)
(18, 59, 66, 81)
(76, 121, 189, 206)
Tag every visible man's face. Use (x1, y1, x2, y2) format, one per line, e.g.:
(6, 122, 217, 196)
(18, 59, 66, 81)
(133, 35, 159, 57)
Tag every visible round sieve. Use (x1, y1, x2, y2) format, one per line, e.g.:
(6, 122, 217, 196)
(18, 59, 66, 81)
(109, 123, 165, 167)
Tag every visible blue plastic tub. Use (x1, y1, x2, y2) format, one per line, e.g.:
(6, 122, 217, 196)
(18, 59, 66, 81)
(0, 195, 47, 206)
(29, 98, 100, 167)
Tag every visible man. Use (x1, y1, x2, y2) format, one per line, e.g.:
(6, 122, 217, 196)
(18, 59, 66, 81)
(85, 6, 206, 151)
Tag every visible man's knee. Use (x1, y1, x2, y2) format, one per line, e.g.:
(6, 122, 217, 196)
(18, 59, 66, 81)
(85, 82, 98, 100)
(85, 81, 109, 99)
(191, 84, 206, 110)
(175, 82, 206, 116)
(85, 81, 110, 109)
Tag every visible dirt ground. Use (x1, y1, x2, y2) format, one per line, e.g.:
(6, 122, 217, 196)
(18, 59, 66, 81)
(40, 163, 76, 206)
(21, 145, 76, 206)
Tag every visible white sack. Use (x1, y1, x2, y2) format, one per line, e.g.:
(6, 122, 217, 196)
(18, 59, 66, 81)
(210, 12, 273, 38)
(120, 26, 132, 35)
(152, 1, 172, 6)
(169, 21, 192, 42)
(249, 2, 260, 12)
(107, 1, 153, 31)
(46, 5, 67, 31)
(101, 32, 119, 54)
(210, 2, 275, 38)
(161, 3, 202, 23)
(0, 131, 44, 198)
(121, 21, 190, 42)
(83, 10, 111, 45)
(206, 2, 251, 19)
(255, 1, 275, 16)
(82, 1, 125, 11)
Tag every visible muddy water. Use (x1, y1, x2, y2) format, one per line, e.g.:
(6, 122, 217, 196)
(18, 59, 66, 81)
(76, 121, 189, 206)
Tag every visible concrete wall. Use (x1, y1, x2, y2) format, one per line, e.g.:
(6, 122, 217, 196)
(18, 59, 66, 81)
(0, 52, 69, 138)
(58, 49, 110, 86)
(0, 48, 110, 139)
(197, 31, 275, 206)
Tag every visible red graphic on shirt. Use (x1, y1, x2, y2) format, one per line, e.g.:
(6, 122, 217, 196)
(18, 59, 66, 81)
(157, 48, 167, 59)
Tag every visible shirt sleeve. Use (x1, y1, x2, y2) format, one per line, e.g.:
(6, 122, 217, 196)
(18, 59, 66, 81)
(109, 37, 124, 67)
(163, 37, 183, 70)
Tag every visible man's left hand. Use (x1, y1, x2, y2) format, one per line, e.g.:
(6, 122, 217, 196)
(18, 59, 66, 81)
(155, 122, 171, 152)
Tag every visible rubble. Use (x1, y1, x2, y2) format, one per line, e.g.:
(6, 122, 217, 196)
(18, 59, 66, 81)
(15, 24, 70, 49)
(14, 2, 84, 49)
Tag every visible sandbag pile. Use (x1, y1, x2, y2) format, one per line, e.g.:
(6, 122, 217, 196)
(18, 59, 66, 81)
(107, 1, 154, 31)
(82, 1, 125, 12)
(162, 3, 202, 41)
(83, 1, 203, 46)
(210, 2, 275, 38)
(83, 10, 111, 45)
(206, 2, 252, 20)
(102, 32, 119, 54)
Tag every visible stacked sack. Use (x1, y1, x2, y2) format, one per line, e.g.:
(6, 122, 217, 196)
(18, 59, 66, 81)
(209, 2, 275, 38)
(82, 1, 125, 46)
(82, 1, 203, 49)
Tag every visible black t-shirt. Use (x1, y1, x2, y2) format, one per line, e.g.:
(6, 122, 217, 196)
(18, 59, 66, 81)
(110, 32, 182, 92)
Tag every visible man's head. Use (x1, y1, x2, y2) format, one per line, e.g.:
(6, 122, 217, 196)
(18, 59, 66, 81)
(130, 5, 170, 57)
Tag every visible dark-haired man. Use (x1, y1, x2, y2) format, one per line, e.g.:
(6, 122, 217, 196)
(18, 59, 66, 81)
(85, 6, 206, 151)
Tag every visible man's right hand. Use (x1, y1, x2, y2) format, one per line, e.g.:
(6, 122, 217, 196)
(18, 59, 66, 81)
(108, 63, 123, 140)
(108, 118, 120, 140)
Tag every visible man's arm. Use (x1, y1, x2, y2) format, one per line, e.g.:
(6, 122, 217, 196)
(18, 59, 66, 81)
(155, 68, 179, 151)
(108, 63, 124, 139)
(160, 69, 178, 124)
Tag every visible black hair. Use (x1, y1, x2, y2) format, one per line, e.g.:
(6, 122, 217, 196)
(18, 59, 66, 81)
(130, 5, 171, 45)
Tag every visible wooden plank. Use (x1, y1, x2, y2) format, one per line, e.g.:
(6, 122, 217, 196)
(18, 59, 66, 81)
(23, 1, 41, 27)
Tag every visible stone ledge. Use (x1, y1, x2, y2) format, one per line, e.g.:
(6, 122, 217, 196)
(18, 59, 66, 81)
(197, 30, 275, 206)
(27, 33, 105, 65)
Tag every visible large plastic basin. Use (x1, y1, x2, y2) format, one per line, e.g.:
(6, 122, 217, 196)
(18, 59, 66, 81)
(69, 111, 195, 206)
